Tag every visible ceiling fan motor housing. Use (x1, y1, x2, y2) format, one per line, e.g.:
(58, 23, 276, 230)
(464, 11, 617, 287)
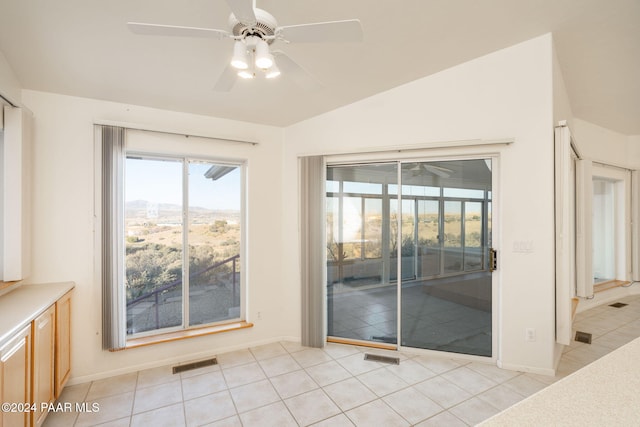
(228, 8, 278, 44)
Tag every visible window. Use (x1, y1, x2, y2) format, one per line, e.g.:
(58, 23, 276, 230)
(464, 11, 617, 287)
(100, 125, 247, 349)
(125, 155, 244, 337)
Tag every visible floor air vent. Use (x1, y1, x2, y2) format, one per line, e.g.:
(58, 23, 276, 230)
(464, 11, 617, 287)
(574, 331, 592, 344)
(172, 358, 218, 374)
(609, 302, 628, 308)
(364, 353, 400, 365)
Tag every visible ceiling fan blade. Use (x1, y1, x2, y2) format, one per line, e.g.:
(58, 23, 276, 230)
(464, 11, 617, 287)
(127, 22, 229, 39)
(213, 64, 238, 92)
(225, 0, 257, 26)
(273, 51, 322, 91)
(423, 165, 452, 178)
(277, 19, 363, 43)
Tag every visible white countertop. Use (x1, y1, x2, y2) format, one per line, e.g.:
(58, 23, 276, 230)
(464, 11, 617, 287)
(0, 282, 75, 347)
(481, 336, 640, 426)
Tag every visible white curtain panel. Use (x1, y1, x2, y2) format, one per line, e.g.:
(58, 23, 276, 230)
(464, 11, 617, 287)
(100, 125, 127, 350)
(299, 155, 325, 348)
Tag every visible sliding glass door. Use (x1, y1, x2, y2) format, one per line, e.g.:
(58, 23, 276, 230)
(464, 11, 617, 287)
(326, 163, 398, 344)
(326, 158, 494, 357)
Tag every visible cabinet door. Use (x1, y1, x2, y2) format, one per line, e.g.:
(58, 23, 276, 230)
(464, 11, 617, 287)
(55, 291, 72, 397)
(32, 305, 55, 427)
(0, 325, 31, 427)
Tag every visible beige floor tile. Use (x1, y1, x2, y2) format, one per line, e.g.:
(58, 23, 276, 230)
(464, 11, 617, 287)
(270, 369, 318, 399)
(181, 371, 228, 401)
(201, 415, 242, 427)
(56, 382, 90, 404)
(85, 372, 138, 400)
(133, 379, 182, 414)
(345, 399, 410, 427)
(137, 364, 175, 389)
(281, 340, 306, 354)
(322, 343, 362, 359)
(305, 360, 352, 387)
(258, 353, 302, 377)
(228, 379, 280, 413)
(284, 389, 342, 426)
(323, 377, 377, 411)
(311, 413, 356, 427)
(412, 356, 465, 374)
(221, 362, 266, 388)
(449, 396, 500, 425)
(87, 417, 131, 427)
(183, 390, 236, 427)
(357, 368, 409, 397)
(131, 402, 185, 427)
(335, 353, 383, 376)
(501, 374, 547, 397)
(414, 411, 467, 427)
(216, 348, 256, 368)
(476, 384, 526, 411)
(383, 387, 443, 425)
(466, 362, 521, 383)
(75, 391, 135, 427)
(238, 401, 298, 427)
(441, 366, 497, 395)
(291, 348, 334, 368)
(249, 342, 288, 360)
(41, 410, 79, 427)
(413, 375, 473, 409)
(384, 359, 437, 384)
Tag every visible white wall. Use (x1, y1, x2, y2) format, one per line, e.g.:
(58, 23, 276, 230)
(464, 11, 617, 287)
(21, 90, 291, 383)
(572, 119, 632, 167)
(553, 43, 573, 128)
(0, 50, 21, 106)
(284, 34, 557, 373)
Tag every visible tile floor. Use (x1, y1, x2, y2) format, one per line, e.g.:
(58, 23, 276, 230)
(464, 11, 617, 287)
(329, 275, 492, 356)
(43, 294, 640, 427)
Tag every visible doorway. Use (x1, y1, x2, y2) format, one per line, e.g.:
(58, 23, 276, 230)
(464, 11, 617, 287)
(326, 158, 495, 357)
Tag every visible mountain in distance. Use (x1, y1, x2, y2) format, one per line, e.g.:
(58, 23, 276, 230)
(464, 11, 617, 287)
(126, 200, 239, 221)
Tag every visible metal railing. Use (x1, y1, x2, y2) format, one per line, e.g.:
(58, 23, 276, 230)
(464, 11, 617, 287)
(127, 254, 240, 330)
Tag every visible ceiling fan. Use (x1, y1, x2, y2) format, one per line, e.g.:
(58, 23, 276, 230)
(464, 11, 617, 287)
(127, 0, 363, 91)
(408, 164, 454, 178)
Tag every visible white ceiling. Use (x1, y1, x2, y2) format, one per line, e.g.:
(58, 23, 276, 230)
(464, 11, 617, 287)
(0, 0, 639, 134)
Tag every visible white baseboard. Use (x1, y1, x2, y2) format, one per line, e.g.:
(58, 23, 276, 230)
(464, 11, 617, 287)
(498, 361, 556, 376)
(67, 335, 301, 386)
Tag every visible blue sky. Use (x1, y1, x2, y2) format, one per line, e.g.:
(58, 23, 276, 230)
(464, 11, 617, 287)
(125, 157, 241, 211)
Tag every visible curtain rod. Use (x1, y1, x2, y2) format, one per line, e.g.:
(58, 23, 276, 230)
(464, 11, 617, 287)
(299, 138, 514, 158)
(0, 93, 17, 108)
(94, 120, 259, 146)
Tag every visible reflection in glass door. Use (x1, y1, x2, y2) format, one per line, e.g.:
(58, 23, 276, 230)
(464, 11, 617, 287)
(400, 160, 492, 356)
(326, 163, 398, 345)
(326, 159, 493, 357)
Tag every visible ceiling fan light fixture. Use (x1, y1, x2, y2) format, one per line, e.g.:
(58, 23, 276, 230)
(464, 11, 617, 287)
(254, 39, 273, 69)
(231, 41, 249, 69)
(265, 62, 280, 79)
(237, 70, 254, 79)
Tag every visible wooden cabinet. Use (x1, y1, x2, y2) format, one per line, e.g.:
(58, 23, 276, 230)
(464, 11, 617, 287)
(0, 325, 31, 427)
(55, 291, 71, 397)
(32, 305, 55, 427)
(0, 285, 72, 427)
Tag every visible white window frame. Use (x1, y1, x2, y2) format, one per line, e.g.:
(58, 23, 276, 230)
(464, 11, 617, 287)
(97, 124, 249, 348)
(124, 152, 247, 339)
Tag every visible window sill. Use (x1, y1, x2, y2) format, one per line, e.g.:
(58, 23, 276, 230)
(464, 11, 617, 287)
(116, 321, 254, 351)
(593, 279, 631, 294)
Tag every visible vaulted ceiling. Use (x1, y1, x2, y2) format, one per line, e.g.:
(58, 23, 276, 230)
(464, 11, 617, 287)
(0, 0, 638, 134)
